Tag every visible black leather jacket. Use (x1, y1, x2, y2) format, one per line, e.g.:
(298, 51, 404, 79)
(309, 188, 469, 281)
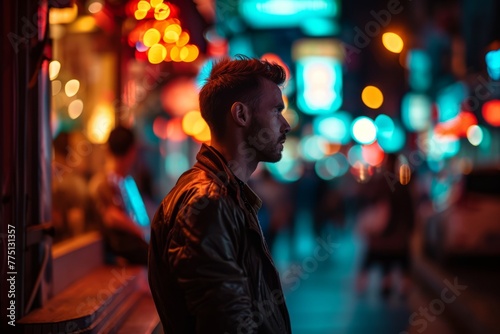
(148, 144, 292, 334)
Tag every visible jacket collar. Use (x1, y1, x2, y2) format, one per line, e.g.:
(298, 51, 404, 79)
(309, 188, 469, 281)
(195, 144, 262, 212)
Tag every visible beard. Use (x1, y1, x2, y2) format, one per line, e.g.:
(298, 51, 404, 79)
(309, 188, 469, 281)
(246, 120, 285, 163)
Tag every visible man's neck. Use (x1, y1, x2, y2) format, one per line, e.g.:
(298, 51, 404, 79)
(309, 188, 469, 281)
(210, 140, 258, 183)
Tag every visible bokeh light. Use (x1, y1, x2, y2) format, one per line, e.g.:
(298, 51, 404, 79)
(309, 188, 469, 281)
(485, 49, 500, 80)
(154, 3, 170, 20)
(401, 93, 432, 132)
(88, 1, 103, 14)
(382, 32, 404, 53)
(377, 120, 406, 153)
(49, 61, 61, 80)
(65, 79, 80, 97)
(68, 99, 84, 119)
(148, 44, 167, 64)
(466, 125, 483, 146)
(362, 143, 385, 166)
(143, 28, 161, 47)
(361, 85, 384, 109)
(153, 116, 169, 139)
(482, 100, 500, 126)
(399, 164, 411, 185)
(351, 116, 376, 144)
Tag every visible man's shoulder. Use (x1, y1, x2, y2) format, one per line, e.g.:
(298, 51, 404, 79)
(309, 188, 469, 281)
(169, 166, 230, 200)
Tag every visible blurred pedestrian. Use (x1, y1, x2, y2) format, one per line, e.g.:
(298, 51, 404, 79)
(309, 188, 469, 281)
(89, 125, 149, 265)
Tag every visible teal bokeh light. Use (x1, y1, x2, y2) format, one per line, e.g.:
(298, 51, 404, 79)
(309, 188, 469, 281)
(313, 112, 351, 144)
(315, 153, 349, 180)
(436, 82, 468, 122)
(377, 120, 406, 153)
(486, 49, 500, 80)
(239, 0, 339, 29)
(296, 56, 343, 115)
(401, 93, 432, 132)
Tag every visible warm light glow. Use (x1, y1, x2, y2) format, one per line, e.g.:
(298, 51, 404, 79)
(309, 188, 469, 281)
(65, 79, 80, 97)
(183, 45, 199, 62)
(143, 28, 161, 47)
(193, 123, 211, 143)
(49, 61, 61, 80)
(350, 162, 373, 184)
(150, 0, 163, 8)
(179, 46, 189, 61)
(88, 2, 103, 14)
(148, 44, 167, 64)
(135, 10, 148, 20)
(382, 32, 404, 53)
(68, 99, 84, 119)
(69, 16, 97, 33)
(87, 104, 114, 144)
(176, 32, 190, 47)
(170, 46, 180, 62)
(52, 80, 62, 96)
(182, 111, 204, 136)
(482, 100, 500, 126)
(154, 3, 170, 20)
(399, 164, 411, 185)
(138, 1, 151, 11)
(163, 24, 181, 43)
(361, 85, 383, 109)
(49, 4, 78, 24)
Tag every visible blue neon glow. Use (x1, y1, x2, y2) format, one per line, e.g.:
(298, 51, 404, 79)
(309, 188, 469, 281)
(228, 35, 256, 58)
(313, 112, 351, 144)
(486, 49, 500, 80)
(296, 56, 343, 114)
(436, 82, 468, 122)
(407, 50, 431, 91)
(239, 0, 338, 28)
(196, 59, 214, 90)
(377, 120, 406, 153)
(300, 17, 339, 36)
(123, 176, 150, 227)
(401, 93, 432, 132)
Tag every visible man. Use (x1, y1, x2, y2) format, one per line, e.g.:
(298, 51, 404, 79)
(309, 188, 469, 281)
(148, 56, 292, 333)
(89, 125, 149, 265)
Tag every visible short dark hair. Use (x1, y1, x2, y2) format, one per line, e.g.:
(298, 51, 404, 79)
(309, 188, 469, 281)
(107, 126, 135, 157)
(199, 55, 287, 138)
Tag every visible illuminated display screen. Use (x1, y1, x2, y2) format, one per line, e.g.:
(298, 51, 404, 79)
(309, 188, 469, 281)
(238, 0, 339, 29)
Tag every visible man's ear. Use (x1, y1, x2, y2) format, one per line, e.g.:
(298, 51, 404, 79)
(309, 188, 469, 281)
(230, 102, 250, 127)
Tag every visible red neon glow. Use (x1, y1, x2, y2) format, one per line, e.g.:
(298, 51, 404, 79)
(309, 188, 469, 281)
(482, 100, 500, 127)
